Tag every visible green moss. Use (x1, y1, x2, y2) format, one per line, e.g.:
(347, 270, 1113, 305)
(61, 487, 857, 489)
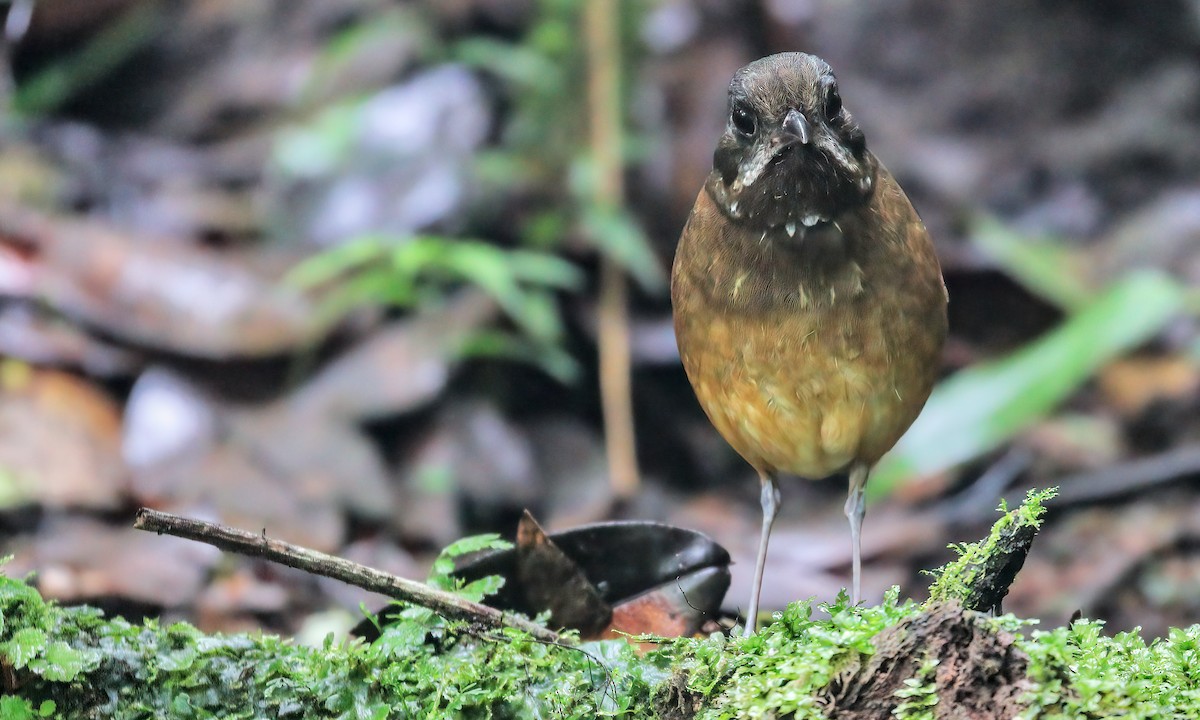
(926, 486, 1056, 607)
(891, 655, 939, 720)
(0, 571, 659, 719)
(659, 589, 921, 719)
(4, 494, 1200, 718)
(1016, 620, 1200, 719)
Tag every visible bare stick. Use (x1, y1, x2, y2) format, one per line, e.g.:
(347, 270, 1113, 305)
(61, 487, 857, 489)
(133, 508, 561, 643)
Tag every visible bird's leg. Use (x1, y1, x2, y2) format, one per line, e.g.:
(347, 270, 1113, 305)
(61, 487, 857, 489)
(845, 463, 869, 605)
(745, 471, 781, 637)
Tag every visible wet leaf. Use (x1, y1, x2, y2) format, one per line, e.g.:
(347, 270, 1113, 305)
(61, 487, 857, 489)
(873, 272, 1186, 497)
(28, 641, 90, 682)
(513, 511, 611, 635)
(0, 204, 328, 358)
(605, 565, 730, 640)
(454, 520, 731, 636)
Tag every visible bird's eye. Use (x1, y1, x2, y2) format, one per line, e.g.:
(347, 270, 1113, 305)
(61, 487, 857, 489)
(731, 104, 756, 136)
(824, 83, 842, 120)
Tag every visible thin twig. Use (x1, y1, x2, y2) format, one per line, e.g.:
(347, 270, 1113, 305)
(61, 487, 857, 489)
(974, 444, 1200, 519)
(133, 508, 562, 643)
(586, 0, 641, 499)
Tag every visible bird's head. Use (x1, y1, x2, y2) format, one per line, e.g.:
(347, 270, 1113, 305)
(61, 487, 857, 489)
(707, 52, 878, 233)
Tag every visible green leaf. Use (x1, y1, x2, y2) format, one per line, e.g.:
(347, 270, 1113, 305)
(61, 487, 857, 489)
(456, 575, 506, 604)
(503, 249, 585, 289)
(13, 3, 161, 117)
(28, 641, 88, 682)
(970, 215, 1094, 310)
(872, 272, 1184, 498)
(580, 202, 665, 292)
(285, 235, 390, 289)
(159, 645, 200, 673)
(2, 627, 47, 669)
(416, 240, 579, 343)
(0, 696, 35, 720)
(375, 618, 429, 657)
(453, 37, 564, 91)
(429, 534, 513, 585)
(455, 329, 580, 384)
(519, 209, 571, 251)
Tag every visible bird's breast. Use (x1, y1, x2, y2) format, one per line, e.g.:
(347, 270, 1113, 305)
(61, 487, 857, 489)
(671, 169, 946, 478)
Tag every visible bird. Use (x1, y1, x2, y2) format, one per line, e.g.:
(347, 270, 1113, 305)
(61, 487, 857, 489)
(670, 52, 947, 635)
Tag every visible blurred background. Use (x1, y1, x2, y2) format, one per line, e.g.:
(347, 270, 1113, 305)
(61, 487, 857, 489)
(0, 0, 1198, 640)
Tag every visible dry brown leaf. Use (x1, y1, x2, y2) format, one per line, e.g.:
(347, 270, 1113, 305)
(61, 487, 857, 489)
(0, 363, 125, 509)
(1099, 356, 1200, 417)
(0, 203, 327, 357)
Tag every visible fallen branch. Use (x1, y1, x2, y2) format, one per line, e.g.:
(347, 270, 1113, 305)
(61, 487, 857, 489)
(132, 508, 562, 643)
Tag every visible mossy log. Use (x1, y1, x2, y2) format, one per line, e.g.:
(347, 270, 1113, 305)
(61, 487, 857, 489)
(4, 490, 1199, 719)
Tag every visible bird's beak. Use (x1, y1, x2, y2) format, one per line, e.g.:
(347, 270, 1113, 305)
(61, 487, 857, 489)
(733, 108, 812, 192)
(780, 108, 810, 145)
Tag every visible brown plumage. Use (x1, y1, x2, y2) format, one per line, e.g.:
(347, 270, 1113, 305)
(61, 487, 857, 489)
(671, 52, 947, 633)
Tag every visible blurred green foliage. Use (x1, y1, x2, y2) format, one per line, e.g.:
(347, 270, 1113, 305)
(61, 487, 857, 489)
(450, 0, 664, 290)
(10, 2, 163, 117)
(10, 0, 1196, 501)
(285, 0, 662, 382)
(288, 234, 583, 381)
(874, 272, 1185, 497)
(872, 212, 1198, 498)
(970, 216, 1095, 311)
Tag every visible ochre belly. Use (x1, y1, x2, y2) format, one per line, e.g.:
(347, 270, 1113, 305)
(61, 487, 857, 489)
(678, 310, 928, 478)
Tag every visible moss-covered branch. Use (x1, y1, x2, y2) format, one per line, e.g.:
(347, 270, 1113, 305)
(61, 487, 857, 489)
(926, 487, 1054, 612)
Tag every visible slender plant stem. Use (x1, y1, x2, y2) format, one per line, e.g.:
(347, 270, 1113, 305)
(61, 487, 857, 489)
(586, 0, 640, 499)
